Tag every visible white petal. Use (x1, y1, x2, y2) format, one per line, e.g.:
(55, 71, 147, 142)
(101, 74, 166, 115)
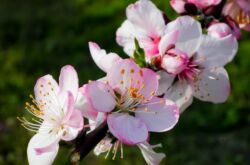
(137, 141, 166, 165)
(116, 20, 137, 56)
(196, 35, 238, 68)
(59, 65, 79, 99)
(27, 133, 59, 165)
(156, 71, 175, 96)
(164, 81, 193, 113)
(192, 67, 230, 103)
(126, 0, 165, 38)
(158, 30, 179, 55)
(89, 42, 121, 72)
(165, 16, 202, 56)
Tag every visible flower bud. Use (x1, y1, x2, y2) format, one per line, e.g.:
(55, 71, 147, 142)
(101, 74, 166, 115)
(161, 49, 189, 75)
(208, 23, 232, 38)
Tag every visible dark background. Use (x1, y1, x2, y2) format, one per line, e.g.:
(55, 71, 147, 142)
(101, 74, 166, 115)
(0, 0, 249, 164)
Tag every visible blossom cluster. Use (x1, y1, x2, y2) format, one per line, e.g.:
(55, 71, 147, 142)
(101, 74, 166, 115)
(18, 0, 247, 164)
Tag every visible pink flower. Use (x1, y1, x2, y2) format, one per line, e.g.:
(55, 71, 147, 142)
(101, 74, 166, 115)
(223, 0, 250, 31)
(157, 16, 238, 112)
(116, 0, 166, 57)
(18, 65, 83, 165)
(84, 59, 179, 145)
(170, 0, 221, 13)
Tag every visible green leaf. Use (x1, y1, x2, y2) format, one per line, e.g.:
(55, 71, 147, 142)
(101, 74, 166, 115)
(133, 38, 147, 67)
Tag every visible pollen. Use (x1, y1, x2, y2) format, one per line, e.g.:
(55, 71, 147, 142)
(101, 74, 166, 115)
(139, 70, 143, 77)
(130, 69, 134, 74)
(120, 80, 124, 85)
(120, 69, 125, 75)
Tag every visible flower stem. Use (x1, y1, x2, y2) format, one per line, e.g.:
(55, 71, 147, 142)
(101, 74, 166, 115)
(70, 122, 108, 164)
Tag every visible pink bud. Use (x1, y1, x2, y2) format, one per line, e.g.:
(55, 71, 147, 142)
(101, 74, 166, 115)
(161, 49, 189, 75)
(208, 23, 232, 38)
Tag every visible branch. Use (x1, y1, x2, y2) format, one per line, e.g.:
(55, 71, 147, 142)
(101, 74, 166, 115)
(70, 122, 108, 164)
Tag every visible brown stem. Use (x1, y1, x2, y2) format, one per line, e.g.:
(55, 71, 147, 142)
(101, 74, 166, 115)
(70, 122, 108, 164)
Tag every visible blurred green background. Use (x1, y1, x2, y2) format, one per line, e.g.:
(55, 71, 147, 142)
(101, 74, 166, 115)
(0, 0, 249, 164)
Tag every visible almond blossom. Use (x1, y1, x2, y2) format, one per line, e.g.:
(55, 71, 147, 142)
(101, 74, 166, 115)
(157, 16, 238, 111)
(83, 59, 179, 145)
(18, 65, 83, 165)
(223, 0, 250, 31)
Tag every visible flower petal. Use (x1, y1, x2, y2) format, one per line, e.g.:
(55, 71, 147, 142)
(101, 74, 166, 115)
(62, 91, 75, 123)
(89, 42, 121, 72)
(208, 23, 232, 38)
(27, 133, 59, 165)
(61, 110, 83, 141)
(126, 0, 165, 38)
(164, 81, 193, 113)
(59, 65, 79, 99)
(196, 35, 238, 68)
(85, 81, 116, 113)
(158, 30, 179, 55)
(75, 86, 98, 120)
(34, 75, 60, 117)
(107, 59, 143, 94)
(116, 20, 138, 56)
(140, 68, 158, 100)
(107, 113, 148, 145)
(135, 97, 179, 132)
(156, 71, 175, 96)
(165, 16, 202, 56)
(192, 67, 230, 103)
(170, 0, 186, 13)
(137, 142, 166, 165)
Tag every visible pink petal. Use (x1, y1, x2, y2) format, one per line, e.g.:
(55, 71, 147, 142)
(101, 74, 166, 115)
(208, 23, 232, 38)
(62, 109, 83, 142)
(188, 0, 221, 9)
(139, 68, 159, 100)
(164, 81, 193, 113)
(158, 30, 179, 55)
(170, 0, 186, 13)
(89, 42, 121, 72)
(62, 91, 75, 123)
(59, 65, 79, 99)
(135, 97, 179, 132)
(107, 113, 148, 145)
(27, 133, 59, 165)
(107, 59, 143, 94)
(192, 67, 230, 103)
(196, 35, 238, 68)
(85, 81, 116, 113)
(236, 0, 250, 12)
(165, 16, 202, 56)
(137, 142, 166, 165)
(75, 86, 98, 120)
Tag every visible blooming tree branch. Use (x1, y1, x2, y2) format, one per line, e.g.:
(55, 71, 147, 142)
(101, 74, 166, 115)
(17, 0, 249, 164)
